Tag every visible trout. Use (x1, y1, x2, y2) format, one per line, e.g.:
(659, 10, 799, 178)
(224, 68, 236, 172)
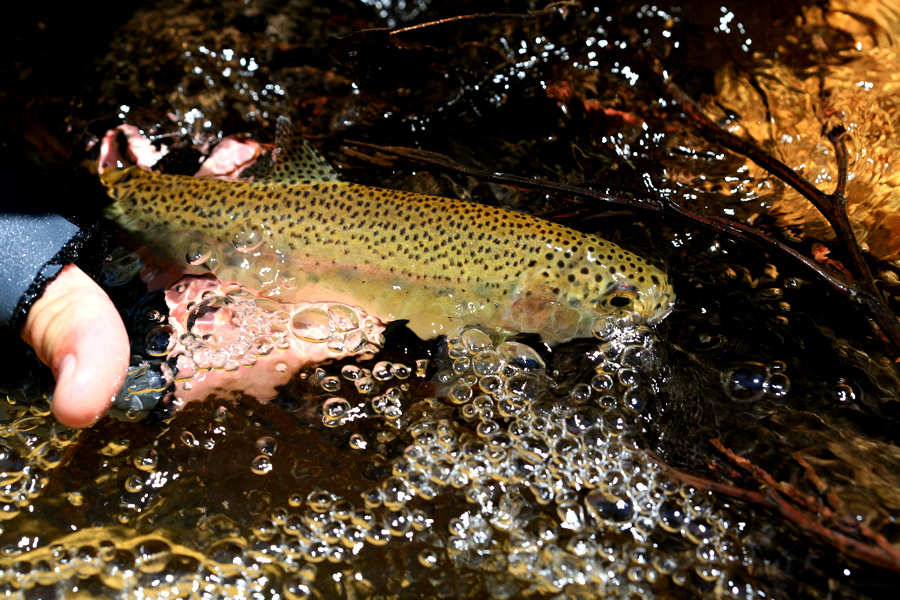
(100, 118, 674, 343)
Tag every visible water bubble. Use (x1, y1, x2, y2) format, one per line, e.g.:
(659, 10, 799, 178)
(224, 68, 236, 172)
(292, 309, 331, 342)
(590, 372, 615, 392)
(349, 434, 368, 451)
(180, 431, 199, 448)
(232, 224, 265, 252)
(320, 376, 341, 392)
(322, 397, 351, 425)
(497, 342, 545, 370)
(461, 328, 492, 353)
(418, 548, 439, 568)
(766, 373, 790, 398)
(585, 490, 634, 523)
(372, 361, 394, 381)
(833, 381, 856, 402)
(341, 364, 363, 380)
(506, 373, 541, 399)
(255, 436, 277, 456)
(327, 304, 360, 332)
(724, 363, 767, 402)
(133, 448, 158, 471)
(124, 475, 144, 494)
(144, 325, 176, 357)
(250, 455, 273, 475)
(307, 489, 336, 512)
(449, 382, 473, 404)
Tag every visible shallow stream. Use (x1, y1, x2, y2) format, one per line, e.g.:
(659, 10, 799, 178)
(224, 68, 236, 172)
(2, 1, 900, 598)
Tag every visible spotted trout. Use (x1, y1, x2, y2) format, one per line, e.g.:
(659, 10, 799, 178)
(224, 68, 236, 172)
(100, 118, 674, 342)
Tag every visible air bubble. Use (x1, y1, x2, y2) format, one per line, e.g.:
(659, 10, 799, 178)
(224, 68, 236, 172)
(292, 309, 331, 342)
(180, 430, 199, 448)
(355, 376, 375, 394)
(144, 325, 176, 357)
(833, 382, 856, 402)
(461, 328, 492, 353)
(124, 475, 144, 494)
(341, 365, 363, 380)
(766, 373, 790, 397)
(250, 455, 273, 475)
(393, 363, 413, 379)
(473, 351, 502, 376)
(591, 372, 615, 392)
(724, 363, 767, 402)
(418, 548, 438, 567)
(623, 390, 646, 413)
(372, 361, 394, 381)
(617, 368, 640, 388)
(570, 383, 592, 403)
(133, 448, 158, 471)
(322, 397, 351, 424)
(232, 224, 265, 252)
(497, 342, 545, 370)
(506, 373, 541, 399)
(327, 305, 359, 332)
(320, 376, 341, 392)
(449, 383, 473, 404)
(283, 577, 311, 600)
(347, 434, 367, 451)
(307, 490, 336, 512)
(255, 436, 277, 456)
(585, 491, 634, 523)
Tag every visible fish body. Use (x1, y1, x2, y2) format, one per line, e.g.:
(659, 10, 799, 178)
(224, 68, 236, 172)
(101, 120, 674, 342)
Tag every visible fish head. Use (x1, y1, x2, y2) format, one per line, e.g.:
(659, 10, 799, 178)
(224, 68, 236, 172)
(595, 273, 675, 326)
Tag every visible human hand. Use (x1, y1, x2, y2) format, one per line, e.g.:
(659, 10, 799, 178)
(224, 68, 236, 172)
(20, 264, 129, 427)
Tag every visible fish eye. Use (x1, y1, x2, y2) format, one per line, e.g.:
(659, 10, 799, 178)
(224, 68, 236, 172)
(598, 282, 645, 316)
(608, 296, 632, 308)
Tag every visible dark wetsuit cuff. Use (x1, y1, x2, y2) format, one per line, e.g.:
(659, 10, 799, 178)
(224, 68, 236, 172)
(0, 213, 107, 337)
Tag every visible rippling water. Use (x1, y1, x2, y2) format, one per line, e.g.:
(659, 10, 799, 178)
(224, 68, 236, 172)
(2, 1, 900, 598)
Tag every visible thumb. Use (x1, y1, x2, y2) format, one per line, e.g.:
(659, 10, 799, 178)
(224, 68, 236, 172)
(21, 264, 130, 427)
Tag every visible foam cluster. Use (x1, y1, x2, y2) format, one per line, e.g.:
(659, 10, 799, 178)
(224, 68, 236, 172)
(0, 316, 762, 598)
(161, 275, 385, 404)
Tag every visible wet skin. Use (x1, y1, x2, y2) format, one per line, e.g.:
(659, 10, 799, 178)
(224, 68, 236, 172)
(20, 264, 129, 427)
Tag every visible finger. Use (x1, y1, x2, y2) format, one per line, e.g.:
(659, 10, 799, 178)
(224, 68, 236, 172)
(21, 264, 130, 427)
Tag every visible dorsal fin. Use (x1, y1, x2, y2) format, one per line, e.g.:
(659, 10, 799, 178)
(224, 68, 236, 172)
(246, 116, 340, 184)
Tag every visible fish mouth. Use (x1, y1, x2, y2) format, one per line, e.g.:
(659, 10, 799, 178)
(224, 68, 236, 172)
(646, 298, 675, 325)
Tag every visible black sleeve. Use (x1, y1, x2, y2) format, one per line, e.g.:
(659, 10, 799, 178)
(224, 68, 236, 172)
(0, 166, 107, 337)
